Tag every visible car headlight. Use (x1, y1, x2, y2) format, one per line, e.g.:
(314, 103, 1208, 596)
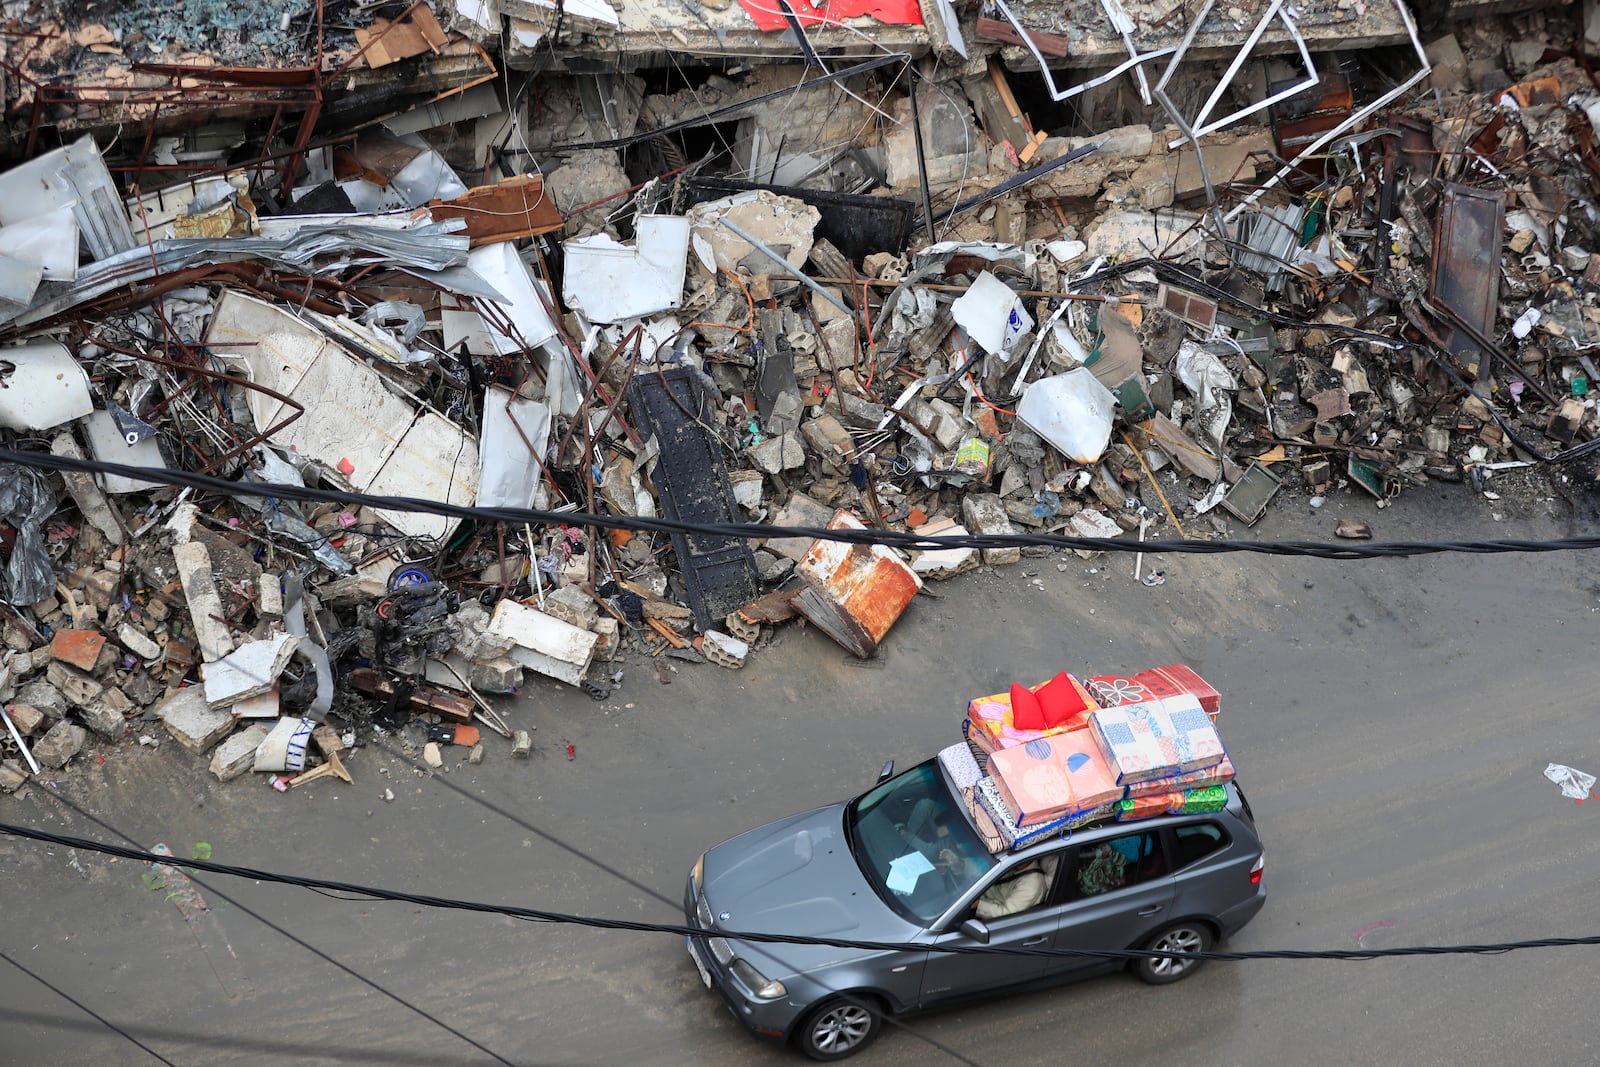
(691, 852, 705, 891)
(730, 959, 786, 1000)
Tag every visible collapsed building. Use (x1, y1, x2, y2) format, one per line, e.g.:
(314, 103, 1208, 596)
(2, 0, 1598, 791)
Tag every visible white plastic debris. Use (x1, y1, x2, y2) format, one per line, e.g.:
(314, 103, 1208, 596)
(951, 271, 1033, 358)
(1015, 368, 1118, 463)
(1045, 238, 1087, 263)
(1511, 306, 1541, 340)
(1543, 763, 1595, 801)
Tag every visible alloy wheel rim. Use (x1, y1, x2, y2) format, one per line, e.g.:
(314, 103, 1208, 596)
(1150, 928, 1204, 976)
(814, 1005, 872, 1052)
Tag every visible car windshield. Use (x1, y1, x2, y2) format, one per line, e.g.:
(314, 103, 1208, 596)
(846, 760, 997, 925)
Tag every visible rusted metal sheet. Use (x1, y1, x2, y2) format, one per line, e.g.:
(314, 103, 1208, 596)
(429, 175, 564, 245)
(1431, 183, 1505, 381)
(1271, 71, 1352, 191)
(793, 511, 921, 658)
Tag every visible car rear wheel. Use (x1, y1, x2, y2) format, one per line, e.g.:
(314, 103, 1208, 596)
(1133, 922, 1213, 985)
(796, 997, 882, 1061)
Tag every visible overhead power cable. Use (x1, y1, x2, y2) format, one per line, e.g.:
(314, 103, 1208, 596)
(4, 447, 1597, 562)
(6, 820, 1600, 966)
(0, 950, 179, 1067)
(21, 798, 518, 1067)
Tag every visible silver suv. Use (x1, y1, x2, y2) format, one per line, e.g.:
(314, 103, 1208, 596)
(685, 756, 1266, 1060)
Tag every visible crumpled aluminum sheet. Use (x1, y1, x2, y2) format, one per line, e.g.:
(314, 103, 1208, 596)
(12, 220, 478, 328)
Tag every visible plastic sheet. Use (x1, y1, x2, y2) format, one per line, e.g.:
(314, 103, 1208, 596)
(0, 464, 58, 604)
(1543, 763, 1595, 801)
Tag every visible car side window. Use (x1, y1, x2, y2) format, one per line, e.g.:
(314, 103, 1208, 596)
(1065, 831, 1169, 900)
(1171, 822, 1230, 869)
(971, 853, 1063, 923)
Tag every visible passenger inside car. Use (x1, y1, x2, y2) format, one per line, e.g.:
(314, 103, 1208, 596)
(1076, 842, 1129, 896)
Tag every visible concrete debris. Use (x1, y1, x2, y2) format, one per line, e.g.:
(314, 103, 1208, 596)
(202, 634, 301, 709)
(700, 630, 750, 669)
(511, 731, 533, 759)
(33, 721, 86, 770)
(79, 687, 133, 740)
(210, 725, 271, 782)
(6, 704, 47, 737)
(0, 759, 28, 793)
(156, 687, 234, 755)
(0, 0, 1593, 789)
(46, 661, 103, 709)
(172, 542, 235, 664)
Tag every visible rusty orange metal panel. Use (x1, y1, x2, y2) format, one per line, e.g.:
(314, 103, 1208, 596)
(793, 511, 921, 658)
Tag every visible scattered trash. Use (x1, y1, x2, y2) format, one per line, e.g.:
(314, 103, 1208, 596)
(0, 1, 1595, 796)
(1544, 763, 1596, 803)
(1335, 520, 1374, 540)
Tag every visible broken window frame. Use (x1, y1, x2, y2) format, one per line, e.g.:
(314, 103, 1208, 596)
(1157, 0, 1320, 151)
(987, 0, 1175, 104)
(1224, 0, 1431, 224)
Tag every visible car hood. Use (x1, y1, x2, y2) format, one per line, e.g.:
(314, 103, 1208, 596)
(702, 803, 917, 976)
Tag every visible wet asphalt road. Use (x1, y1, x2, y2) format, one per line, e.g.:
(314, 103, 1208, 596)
(3, 480, 1599, 1066)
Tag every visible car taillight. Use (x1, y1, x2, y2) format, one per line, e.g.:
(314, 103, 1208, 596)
(1249, 854, 1264, 886)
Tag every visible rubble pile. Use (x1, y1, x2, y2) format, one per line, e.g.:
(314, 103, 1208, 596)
(2, 0, 1599, 791)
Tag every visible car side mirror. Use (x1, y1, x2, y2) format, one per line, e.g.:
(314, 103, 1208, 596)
(877, 760, 895, 784)
(958, 919, 991, 944)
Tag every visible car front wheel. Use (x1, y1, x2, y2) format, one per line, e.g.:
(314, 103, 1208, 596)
(796, 997, 883, 1061)
(1133, 922, 1214, 985)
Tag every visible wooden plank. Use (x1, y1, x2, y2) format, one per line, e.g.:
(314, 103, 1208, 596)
(356, 5, 450, 69)
(347, 668, 475, 723)
(647, 617, 689, 649)
(1018, 130, 1049, 165)
(428, 175, 565, 246)
(987, 58, 1031, 132)
(974, 16, 1071, 58)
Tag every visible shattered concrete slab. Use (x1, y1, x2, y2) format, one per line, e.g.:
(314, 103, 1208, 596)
(203, 634, 301, 708)
(157, 687, 235, 755)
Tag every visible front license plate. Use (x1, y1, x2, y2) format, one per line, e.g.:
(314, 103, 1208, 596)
(686, 936, 712, 989)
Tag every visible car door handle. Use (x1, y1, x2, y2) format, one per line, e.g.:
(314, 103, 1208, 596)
(1021, 937, 1049, 946)
(1136, 905, 1164, 916)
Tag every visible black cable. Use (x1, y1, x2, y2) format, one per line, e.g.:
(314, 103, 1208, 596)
(5, 446, 1599, 561)
(26, 796, 519, 1067)
(363, 736, 988, 1067)
(0, 950, 179, 1067)
(7, 819, 1600, 966)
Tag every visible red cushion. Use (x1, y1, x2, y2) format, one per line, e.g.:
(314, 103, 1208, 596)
(1009, 682, 1046, 731)
(1036, 671, 1092, 729)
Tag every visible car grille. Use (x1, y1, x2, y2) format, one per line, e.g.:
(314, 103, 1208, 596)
(693, 891, 734, 966)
